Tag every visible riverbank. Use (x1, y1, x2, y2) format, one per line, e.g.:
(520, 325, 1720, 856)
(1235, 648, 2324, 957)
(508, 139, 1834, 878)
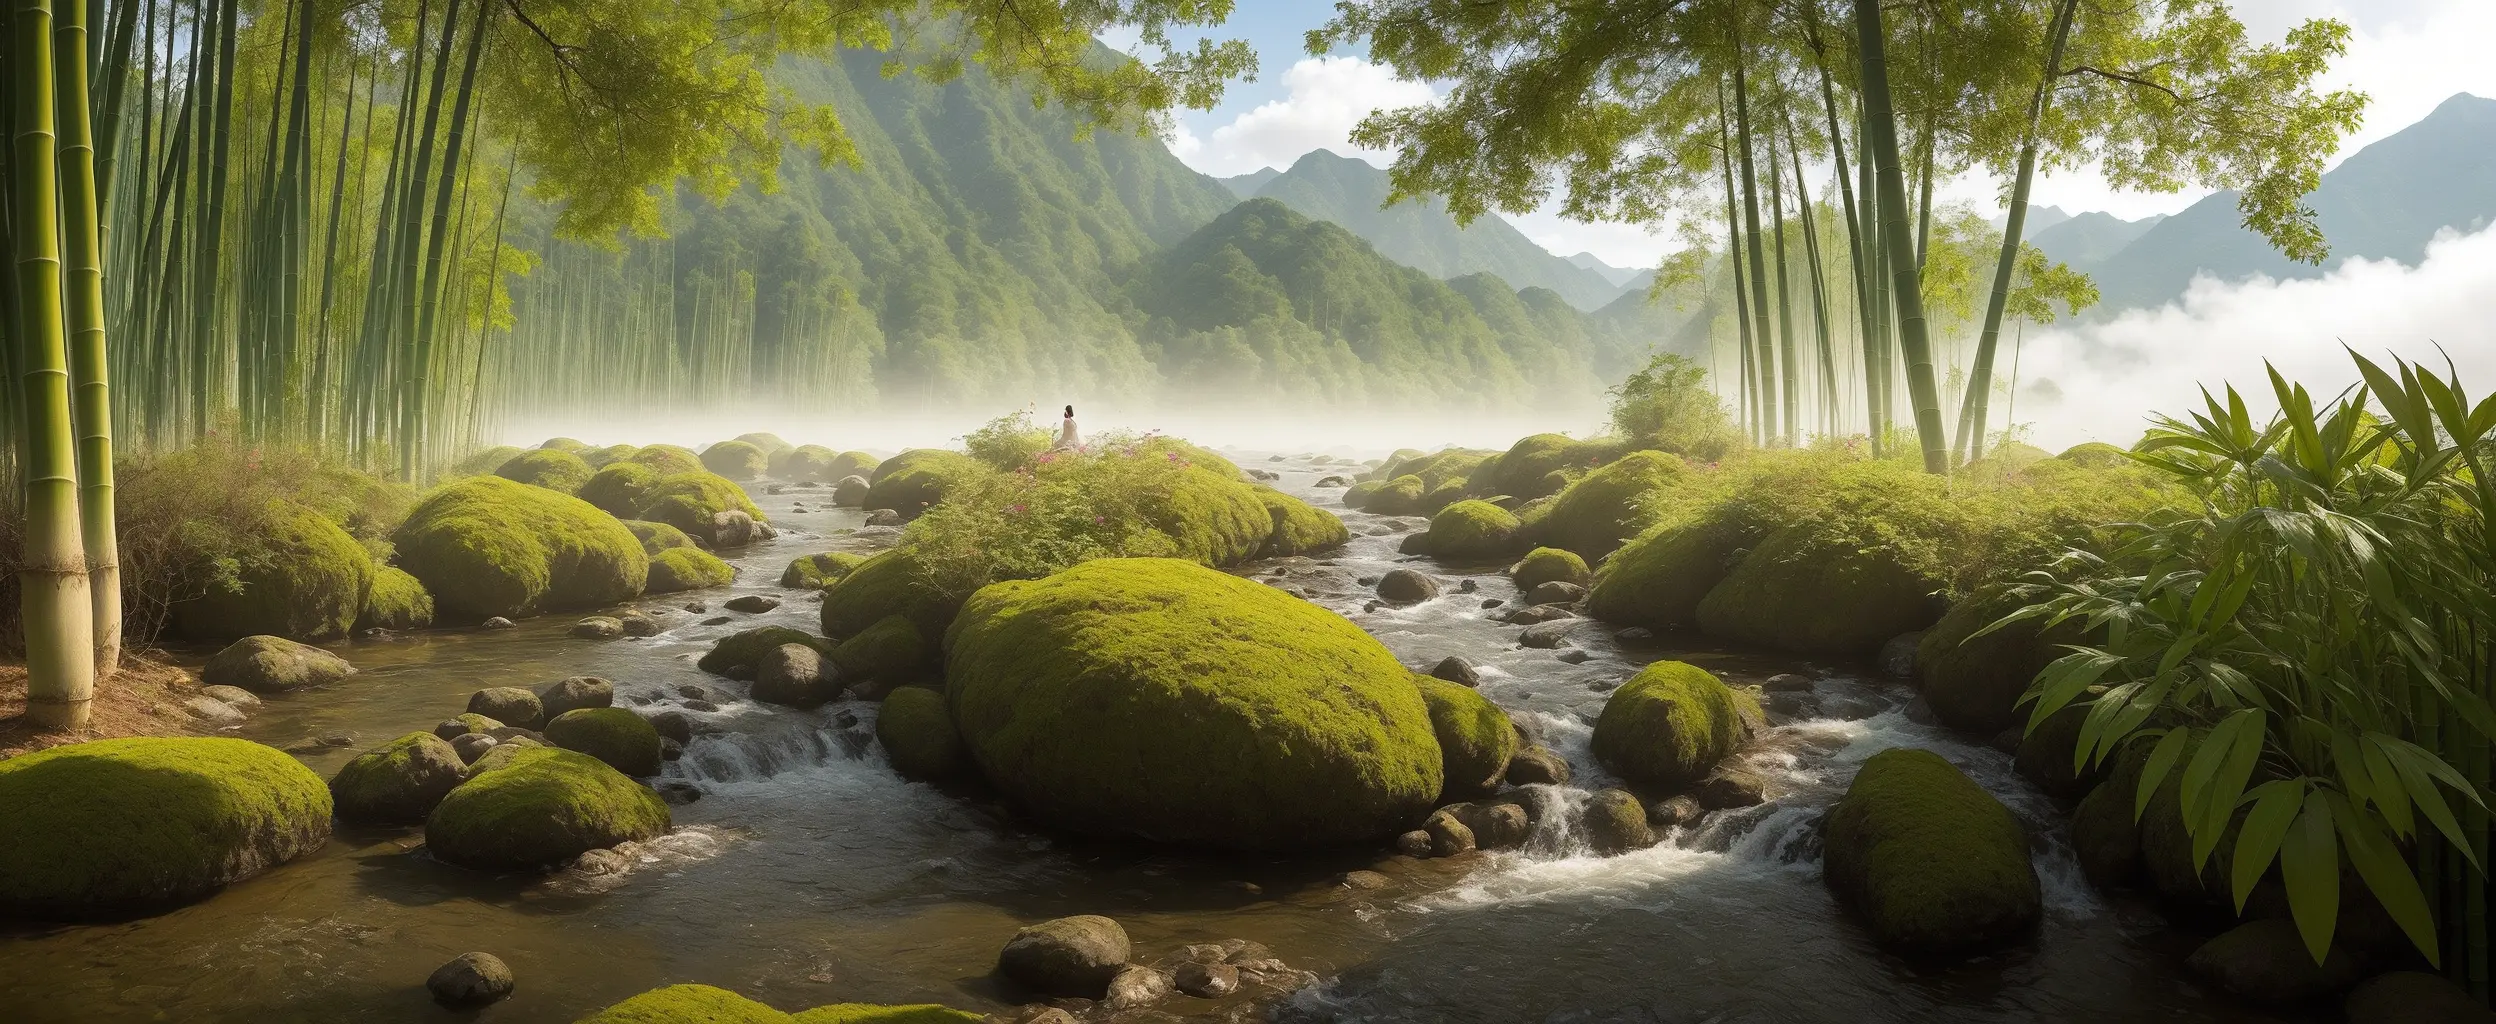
(0, 655, 201, 758)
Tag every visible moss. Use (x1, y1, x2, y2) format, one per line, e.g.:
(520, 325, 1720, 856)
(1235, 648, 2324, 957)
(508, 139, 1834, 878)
(1421, 478, 1472, 515)
(449, 445, 524, 477)
(1525, 450, 1690, 560)
(355, 565, 435, 632)
(1695, 524, 1940, 656)
(1343, 479, 1385, 509)
(577, 984, 789, 1024)
(173, 500, 375, 642)
(1134, 436, 1245, 480)
(1426, 500, 1522, 560)
(538, 437, 591, 453)
(635, 471, 767, 539)
(779, 445, 843, 482)
(1589, 661, 1759, 789)
(734, 432, 792, 456)
(1481, 434, 1622, 499)
(829, 451, 880, 480)
(820, 549, 963, 640)
(0, 737, 332, 916)
(1139, 465, 1272, 566)
(792, 1006, 981, 1024)
(1509, 547, 1590, 593)
(1388, 449, 1491, 490)
(1414, 674, 1517, 799)
(391, 476, 649, 618)
(781, 551, 867, 589)
(625, 444, 705, 476)
(832, 614, 927, 685)
(330, 732, 466, 824)
(624, 519, 695, 554)
(864, 449, 982, 515)
(1366, 474, 1430, 516)
(702, 440, 770, 481)
(1918, 587, 2084, 735)
(1255, 486, 1350, 556)
(647, 546, 736, 594)
(424, 746, 670, 871)
(582, 444, 640, 469)
(1585, 513, 1756, 630)
(544, 708, 664, 777)
(877, 686, 966, 781)
(1821, 747, 2041, 955)
(494, 448, 596, 494)
(699, 626, 835, 677)
(580, 463, 663, 519)
(2058, 441, 2132, 469)
(945, 558, 1442, 850)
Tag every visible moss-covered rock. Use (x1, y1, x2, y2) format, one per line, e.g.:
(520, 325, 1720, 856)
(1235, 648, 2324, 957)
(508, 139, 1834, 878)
(625, 444, 704, 476)
(544, 707, 664, 777)
(1695, 524, 1940, 656)
(2187, 918, 2363, 1005)
(1140, 466, 1273, 566)
(646, 546, 735, 594)
(330, 732, 467, 823)
(832, 614, 927, 686)
(945, 558, 1443, 850)
(2058, 441, 2132, 469)
(702, 440, 770, 481)
(1590, 661, 1760, 790)
(355, 565, 434, 632)
(201, 634, 355, 693)
(699, 626, 834, 678)
(733, 432, 792, 457)
(1821, 747, 2040, 955)
(577, 984, 788, 1024)
(1525, 451, 1689, 560)
(876, 686, 965, 781)
(780, 551, 866, 590)
(1509, 547, 1590, 593)
(1480, 434, 1621, 499)
(579, 463, 663, 520)
(820, 549, 961, 640)
(1427, 500, 1523, 561)
(2069, 744, 2150, 890)
(538, 437, 591, 453)
(623, 519, 695, 554)
(1414, 674, 1516, 800)
(1343, 479, 1385, 509)
(778, 445, 864, 483)
(1583, 514, 1755, 630)
(494, 448, 595, 494)
(864, 449, 982, 515)
(582, 443, 639, 469)
(469, 686, 545, 729)
(793, 1004, 981, 1024)
(392, 477, 647, 618)
(828, 451, 880, 481)
(1582, 788, 1655, 855)
(424, 746, 669, 871)
(449, 445, 524, 477)
(1365, 474, 1431, 516)
(1918, 587, 2082, 736)
(173, 500, 375, 642)
(634, 471, 766, 544)
(1255, 486, 1350, 556)
(0, 737, 332, 917)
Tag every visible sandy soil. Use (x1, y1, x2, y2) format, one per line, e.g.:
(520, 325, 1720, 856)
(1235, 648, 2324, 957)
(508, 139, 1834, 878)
(0, 654, 203, 758)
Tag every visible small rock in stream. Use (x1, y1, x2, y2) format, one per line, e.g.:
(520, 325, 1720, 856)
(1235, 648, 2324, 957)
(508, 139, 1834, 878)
(1480, 598, 1503, 609)
(1518, 620, 1578, 648)
(1505, 746, 1572, 786)
(701, 616, 731, 626)
(682, 602, 707, 613)
(1648, 795, 1705, 828)
(1456, 578, 1479, 593)
(1428, 656, 1480, 687)
(1763, 673, 1816, 692)
(1526, 581, 1587, 605)
(1394, 830, 1433, 858)
(1555, 649, 1592, 664)
(724, 594, 780, 614)
(1104, 965, 1173, 1009)
(1334, 870, 1393, 891)
(481, 616, 515, 630)
(1375, 569, 1439, 604)
(200, 684, 260, 708)
(569, 616, 623, 639)
(426, 952, 514, 1007)
(617, 611, 661, 637)
(644, 710, 693, 743)
(1174, 960, 1240, 999)
(539, 676, 615, 719)
(999, 915, 1132, 998)
(450, 733, 498, 764)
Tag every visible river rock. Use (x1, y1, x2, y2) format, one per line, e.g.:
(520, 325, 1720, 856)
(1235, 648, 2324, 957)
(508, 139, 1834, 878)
(201, 685, 261, 708)
(999, 915, 1132, 998)
(1694, 763, 1770, 809)
(1174, 961, 1240, 999)
(426, 952, 515, 1007)
(468, 687, 545, 729)
(2342, 971, 2495, 1024)
(831, 476, 870, 507)
(864, 508, 903, 527)
(1822, 747, 2041, 955)
(543, 708, 663, 777)
(1105, 965, 1174, 1009)
(539, 676, 616, 719)
(617, 611, 661, 637)
(1583, 788, 1654, 855)
(481, 616, 515, 630)
(724, 594, 780, 614)
(1877, 631, 1922, 678)
(1397, 531, 1433, 555)
(1429, 656, 1481, 687)
(201, 635, 355, 693)
(451, 733, 499, 764)
(645, 710, 693, 743)
(1375, 569, 1439, 604)
(1591, 661, 1760, 789)
(425, 747, 669, 871)
(1395, 830, 1432, 857)
(1555, 649, 1592, 664)
(1762, 673, 1815, 693)
(570, 616, 624, 639)
(1414, 676, 1517, 799)
(2186, 919, 2362, 1005)
(434, 713, 502, 740)
(1518, 620, 1578, 649)
(1526, 581, 1587, 606)
(751, 643, 840, 708)
(330, 732, 469, 823)
(1423, 808, 1476, 857)
(1449, 799, 1532, 850)
(1648, 795, 1704, 829)
(709, 510, 758, 548)
(185, 696, 247, 725)
(1505, 746, 1571, 786)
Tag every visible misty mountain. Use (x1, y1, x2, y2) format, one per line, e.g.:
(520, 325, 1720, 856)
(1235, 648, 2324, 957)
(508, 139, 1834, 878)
(1992, 205, 2072, 234)
(2079, 92, 2496, 314)
(1220, 167, 1282, 198)
(1235, 150, 1631, 312)
(2029, 211, 2165, 269)
(1568, 252, 1643, 288)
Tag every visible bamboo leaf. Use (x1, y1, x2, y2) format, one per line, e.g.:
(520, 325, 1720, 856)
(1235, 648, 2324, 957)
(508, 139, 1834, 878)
(2135, 728, 2192, 822)
(2328, 793, 2441, 966)
(2278, 793, 2340, 965)
(2231, 779, 2306, 912)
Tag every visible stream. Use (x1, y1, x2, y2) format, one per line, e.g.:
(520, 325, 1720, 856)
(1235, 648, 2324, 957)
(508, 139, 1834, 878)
(0, 454, 2287, 1023)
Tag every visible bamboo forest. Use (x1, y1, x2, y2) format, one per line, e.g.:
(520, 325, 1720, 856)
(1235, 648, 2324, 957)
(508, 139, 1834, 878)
(6, 0, 2496, 1021)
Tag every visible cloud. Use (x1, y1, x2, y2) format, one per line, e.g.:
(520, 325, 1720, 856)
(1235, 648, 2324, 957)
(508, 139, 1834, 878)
(1169, 57, 1437, 178)
(2007, 223, 2496, 450)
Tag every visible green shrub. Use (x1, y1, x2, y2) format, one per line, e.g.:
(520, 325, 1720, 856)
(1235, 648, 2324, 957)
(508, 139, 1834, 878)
(493, 448, 594, 494)
(1606, 352, 1742, 462)
(1590, 660, 1759, 789)
(355, 565, 434, 631)
(578, 463, 662, 519)
(780, 551, 866, 589)
(646, 546, 735, 594)
(962, 409, 1055, 471)
(702, 440, 770, 481)
(171, 499, 375, 642)
(1822, 747, 2041, 955)
(1427, 500, 1522, 560)
(390, 476, 647, 618)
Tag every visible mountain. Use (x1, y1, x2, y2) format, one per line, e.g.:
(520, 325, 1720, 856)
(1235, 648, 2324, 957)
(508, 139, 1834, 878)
(1237, 150, 1630, 312)
(1569, 252, 1643, 288)
(2029, 211, 2165, 269)
(1992, 205, 2072, 233)
(1220, 167, 1282, 198)
(2080, 92, 2496, 314)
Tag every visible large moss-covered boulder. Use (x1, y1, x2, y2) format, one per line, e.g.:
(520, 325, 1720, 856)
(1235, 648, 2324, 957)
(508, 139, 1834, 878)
(1590, 661, 1760, 790)
(646, 546, 734, 594)
(355, 565, 434, 632)
(494, 448, 595, 494)
(392, 477, 647, 618)
(699, 626, 834, 678)
(827, 451, 880, 481)
(330, 732, 467, 823)
(0, 737, 332, 917)
(945, 558, 1443, 850)
(733, 432, 792, 457)
(1695, 524, 1940, 656)
(579, 984, 788, 1024)
(1918, 587, 2081, 736)
(1509, 547, 1589, 593)
(1414, 674, 1516, 799)
(538, 437, 591, 453)
(1364, 474, 1430, 516)
(1526, 451, 1688, 560)
(1255, 486, 1350, 556)
(1822, 747, 2041, 956)
(876, 686, 965, 781)
(793, 1004, 981, 1024)
(623, 519, 693, 554)
(777, 445, 848, 482)
(544, 707, 664, 777)
(582, 443, 639, 469)
(1427, 500, 1523, 560)
(1481, 434, 1619, 499)
(625, 443, 704, 476)
(579, 463, 663, 520)
(634, 471, 766, 545)
(449, 445, 524, 477)
(202, 634, 355, 693)
(172, 500, 374, 642)
(864, 449, 981, 516)
(424, 746, 669, 871)
(781, 551, 865, 590)
(2058, 441, 2132, 469)
(831, 614, 927, 686)
(821, 549, 962, 640)
(1584, 514, 1754, 630)
(1342, 479, 1385, 510)
(702, 440, 770, 481)
(1140, 466, 1272, 566)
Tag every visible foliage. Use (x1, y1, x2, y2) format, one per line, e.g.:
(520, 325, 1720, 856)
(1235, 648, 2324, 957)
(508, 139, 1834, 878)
(962, 408, 1057, 472)
(1607, 352, 1743, 462)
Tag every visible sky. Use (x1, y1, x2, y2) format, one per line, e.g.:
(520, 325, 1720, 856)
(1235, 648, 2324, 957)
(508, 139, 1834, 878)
(1118, 0, 2496, 270)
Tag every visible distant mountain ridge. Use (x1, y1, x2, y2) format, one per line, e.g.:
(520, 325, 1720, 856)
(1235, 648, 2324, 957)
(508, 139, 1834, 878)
(2029, 211, 2165, 269)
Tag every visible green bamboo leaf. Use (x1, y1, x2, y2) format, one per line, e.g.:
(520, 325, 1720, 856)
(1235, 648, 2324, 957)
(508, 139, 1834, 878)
(2025, 650, 2120, 728)
(2328, 792, 2441, 966)
(2135, 728, 2192, 822)
(2358, 735, 2414, 837)
(2180, 711, 2252, 847)
(2231, 779, 2306, 911)
(2376, 740, 2479, 867)
(2193, 710, 2266, 869)
(2278, 792, 2341, 966)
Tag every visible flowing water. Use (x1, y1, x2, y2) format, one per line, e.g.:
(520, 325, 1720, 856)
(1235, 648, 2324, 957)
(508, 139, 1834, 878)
(0, 458, 2284, 1023)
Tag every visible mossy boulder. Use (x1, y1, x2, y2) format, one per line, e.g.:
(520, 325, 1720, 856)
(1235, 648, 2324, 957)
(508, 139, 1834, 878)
(780, 551, 866, 590)
(173, 500, 374, 642)
(1343, 480, 1385, 509)
(468, 686, 545, 729)
(646, 546, 735, 594)
(578, 984, 787, 1024)
(1918, 587, 2083, 736)
(2058, 441, 2132, 469)
(424, 746, 669, 871)
(391, 476, 648, 619)
(1590, 661, 1761, 790)
(820, 549, 961, 640)
(1695, 524, 1940, 656)
(827, 451, 880, 481)
(1482, 433, 1620, 499)
(1140, 466, 1273, 566)
(582, 443, 639, 469)
(201, 634, 355, 693)
(1584, 514, 1755, 630)
(538, 437, 591, 453)
(1414, 674, 1517, 799)
(2187, 919, 2363, 1005)
(330, 732, 467, 823)
(1821, 747, 2041, 956)
(1509, 547, 1590, 593)
(702, 440, 770, 481)
(494, 448, 595, 494)
(877, 686, 965, 780)
(579, 463, 663, 519)
(733, 432, 793, 457)
(625, 443, 704, 476)
(864, 449, 981, 516)
(0, 737, 332, 917)
(945, 558, 1443, 850)
(699, 626, 834, 678)
(1254, 486, 1350, 556)
(634, 471, 766, 544)
(1526, 451, 1688, 560)
(623, 519, 694, 554)
(832, 614, 928, 687)
(794, 1004, 982, 1024)
(777, 445, 848, 482)
(1427, 500, 1523, 561)
(450, 445, 524, 477)
(1364, 474, 1430, 516)
(355, 565, 434, 632)
(544, 708, 664, 777)
(1583, 788, 1656, 855)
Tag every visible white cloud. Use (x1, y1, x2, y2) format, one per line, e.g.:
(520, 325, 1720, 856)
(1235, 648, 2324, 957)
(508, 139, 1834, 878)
(1168, 57, 1437, 178)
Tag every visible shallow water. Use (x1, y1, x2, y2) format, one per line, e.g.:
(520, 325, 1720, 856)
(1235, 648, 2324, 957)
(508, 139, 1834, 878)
(0, 461, 2280, 1023)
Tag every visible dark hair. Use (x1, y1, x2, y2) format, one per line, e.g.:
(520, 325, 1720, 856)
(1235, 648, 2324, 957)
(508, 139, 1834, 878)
(1064, 405, 1074, 418)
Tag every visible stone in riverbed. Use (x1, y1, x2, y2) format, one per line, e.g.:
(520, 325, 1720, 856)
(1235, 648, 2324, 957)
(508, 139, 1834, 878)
(539, 676, 616, 719)
(1648, 795, 1704, 829)
(481, 616, 514, 630)
(1821, 747, 2040, 956)
(1423, 808, 1476, 857)
(1375, 569, 1439, 605)
(752, 643, 841, 708)
(1104, 965, 1173, 1009)
(998, 915, 1132, 998)
(1526, 581, 1586, 606)
(202, 685, 261, 707)
(1174, 961, 1239, 999)
(570, 616, 623, 639)
(202, 635, 355, 693)
(1518, 620, 1578, 649)
(1429, 656, 1480, 687)
(1394, 830, 1433, 858)
(617, 611, 661, 637)
(330, 732, 468, 824)
(2186, 919, 2362, 1005)
(1582, 788, 1654, 855)
(185, 696, 246, 725)
(450, 733, 499, 764)
(1447, 799, 1531, 850)
(1877, 631, 1923, 678)
(725, 594, 780, 614)
(543, 708, 663, 777)
(1505, 746, 1571, 786)
(645, 710, 693, 743)
(467, 687, 544, 730)
(1507, 604, 1575, 625)
(425, 747, 669, 871)
(1590, 661, 1761, 790)
(426, 952, 515, 1007)
(434, 713, 502, 740)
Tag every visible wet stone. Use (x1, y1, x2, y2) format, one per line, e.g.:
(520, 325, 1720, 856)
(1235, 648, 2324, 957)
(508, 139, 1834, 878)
(1334, 870, 1393, 891)
(1173, 961, 1240, 999)
(1104, 965, 1173, 1009)
(1763, 673, 1816, 692)
(1429, 656, 1480, 687)
(1615, 627, 1654, 641)
(1394, 830, 1433, 858)
(1555, 649, 1592, 664)
(724, 595, 780, 614)
(570, 617, 623, 639)
(426, 952, 514, 1007)
(702, 616, 732, 626)
(201, 685, 260, 707)
(482, 616, 515, 630)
